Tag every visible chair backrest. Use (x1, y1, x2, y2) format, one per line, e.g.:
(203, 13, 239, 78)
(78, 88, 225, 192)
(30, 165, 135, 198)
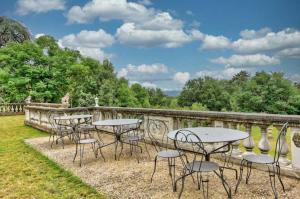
(174, 130, 206, 171)
(146, 118, 169, 152)
(48, 110, 65, 130)
(274, 122, 289, 163)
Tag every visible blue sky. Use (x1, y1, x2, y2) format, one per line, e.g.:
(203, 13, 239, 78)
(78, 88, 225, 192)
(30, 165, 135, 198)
(1, 0, 300, 91)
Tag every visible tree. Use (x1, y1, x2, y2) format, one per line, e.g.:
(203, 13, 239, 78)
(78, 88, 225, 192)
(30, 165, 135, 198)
(178, 77, 231, 111)
(0, 16, 30, 47)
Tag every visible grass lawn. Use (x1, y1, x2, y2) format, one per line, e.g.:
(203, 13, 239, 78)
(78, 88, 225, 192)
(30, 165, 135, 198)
(0, 115, 106, 199)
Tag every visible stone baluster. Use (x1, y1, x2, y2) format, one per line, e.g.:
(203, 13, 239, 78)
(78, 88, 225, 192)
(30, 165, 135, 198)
(267, 126, 273, 139)
(258, 125, 271, 155)
(187, 120, 193, 128)
(243, 123, 255, 155)
(229, 122, 242, 156)
(275, 125, 290, 166)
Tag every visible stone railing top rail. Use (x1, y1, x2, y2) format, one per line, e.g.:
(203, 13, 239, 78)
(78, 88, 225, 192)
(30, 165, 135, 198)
(25, 106, 300, 126)
(1, 102, 68, 108)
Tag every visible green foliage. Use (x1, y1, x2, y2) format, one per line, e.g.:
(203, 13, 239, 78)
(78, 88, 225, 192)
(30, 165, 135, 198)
(178, 76, 231, 111)
(178, 72, 300, 114)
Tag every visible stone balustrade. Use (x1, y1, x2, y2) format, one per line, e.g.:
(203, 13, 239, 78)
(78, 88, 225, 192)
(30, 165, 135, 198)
(24, 105, 300, 178)
(0, 103, 25, 115)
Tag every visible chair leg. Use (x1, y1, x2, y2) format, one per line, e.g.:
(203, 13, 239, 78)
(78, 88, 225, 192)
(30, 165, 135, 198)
(73, 143, 78, 162)
(214, 170, 232, 199)
(276, 164, 285, 192)
(268, 165, 278, 199)
(245, 162, 252, 184)
(201, 178, 209, 199)
(151, 155, 158, 183)
(79, 144, 85, 167)
(235, 159, 246, 194)
(178, 170, 186, 199)
(143, 140, 151, 158)
(196, 172, 201, 190)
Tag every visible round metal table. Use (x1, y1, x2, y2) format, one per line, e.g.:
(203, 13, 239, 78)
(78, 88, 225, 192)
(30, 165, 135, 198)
(168, 127, 248, 161)
(93, 119, 142, 160)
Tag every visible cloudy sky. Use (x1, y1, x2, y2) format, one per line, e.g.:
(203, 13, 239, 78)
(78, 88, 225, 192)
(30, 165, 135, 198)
(1, 0, 300, 91)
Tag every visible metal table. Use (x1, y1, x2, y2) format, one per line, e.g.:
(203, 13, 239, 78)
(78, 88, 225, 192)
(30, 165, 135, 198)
(168, 127, 248, 161)
(93, 119, 142, 160)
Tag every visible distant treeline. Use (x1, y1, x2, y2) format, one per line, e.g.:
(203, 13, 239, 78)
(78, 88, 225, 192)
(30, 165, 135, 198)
(0, 35, 299, 114)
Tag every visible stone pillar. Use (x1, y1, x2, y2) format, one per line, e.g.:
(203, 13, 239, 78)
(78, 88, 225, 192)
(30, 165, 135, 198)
(291, 127, 300, 170)
(258, 125, 271, 154)
(243, 124, 255, 155)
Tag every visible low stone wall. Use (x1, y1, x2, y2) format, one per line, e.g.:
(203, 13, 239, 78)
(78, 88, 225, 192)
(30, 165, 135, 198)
(24, 105, 300, 178)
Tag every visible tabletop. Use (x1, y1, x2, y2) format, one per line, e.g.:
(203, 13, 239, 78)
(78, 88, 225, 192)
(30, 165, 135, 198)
(93, 119, 141, 126)
(53, 114, 93, 120)
(168, 127, 248, 143)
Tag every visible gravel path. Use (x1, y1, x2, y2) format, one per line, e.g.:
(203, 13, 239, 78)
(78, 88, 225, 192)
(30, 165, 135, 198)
(26, 135, 300, 199)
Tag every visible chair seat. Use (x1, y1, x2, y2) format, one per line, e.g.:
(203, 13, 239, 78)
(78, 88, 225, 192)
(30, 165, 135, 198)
(243, 154, 274, 164)
(157, 150, 182, 158)
(186, 161, 219, 172)
(127, 135, 144, 141)
(79, 138, 97, 144)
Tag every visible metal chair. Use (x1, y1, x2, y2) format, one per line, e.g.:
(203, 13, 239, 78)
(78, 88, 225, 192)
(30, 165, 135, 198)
(72, 108, 95, 139)
(174, 130, 232, 199)
(147, 118, 184, 190)
(73, 123, 105, 167)
(235, 123, 288, 199)
(119, 114, 150, 163)
(48, 110, 73, 149)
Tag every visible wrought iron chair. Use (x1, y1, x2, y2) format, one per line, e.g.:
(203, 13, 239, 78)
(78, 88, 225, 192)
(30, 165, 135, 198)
(48, 110, 73, 149)
(147, 118, 184, 190)
(235, 123, 288, 198)
(73, 123, 105, 167)
(174, 130, 232, 199)
(72, 108, 95, 139)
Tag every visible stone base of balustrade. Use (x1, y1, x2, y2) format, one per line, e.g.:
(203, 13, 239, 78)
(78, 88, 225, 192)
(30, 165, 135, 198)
(1, 112, 24, 116)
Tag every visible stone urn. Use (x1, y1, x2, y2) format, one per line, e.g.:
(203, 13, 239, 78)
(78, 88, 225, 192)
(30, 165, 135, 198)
(292, 132, 300, 148)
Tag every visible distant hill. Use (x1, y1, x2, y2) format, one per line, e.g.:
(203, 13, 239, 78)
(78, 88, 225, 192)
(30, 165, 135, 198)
(164, 90, 181, 96)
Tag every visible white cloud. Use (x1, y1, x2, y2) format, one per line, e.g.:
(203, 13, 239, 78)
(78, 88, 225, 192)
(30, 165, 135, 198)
(201, 35, 231, 50)
(17, 0, 65, 15)
(240, 27, 272, 39)
(115, 23, 192, 48)
(58, 29, 114, 61)
(232, 28, 300, 53)
(173, 72, 190, 85)
(138, 12, 183, 30)
(117, 63, 168, 78)
(35, 33, 45, 38)
(211, 54, 280, 68)
(196, 68, 246, 79)
(67, 0, 154, 24)
(276, 48, 300, 58)
(59, 29, 114, 49)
